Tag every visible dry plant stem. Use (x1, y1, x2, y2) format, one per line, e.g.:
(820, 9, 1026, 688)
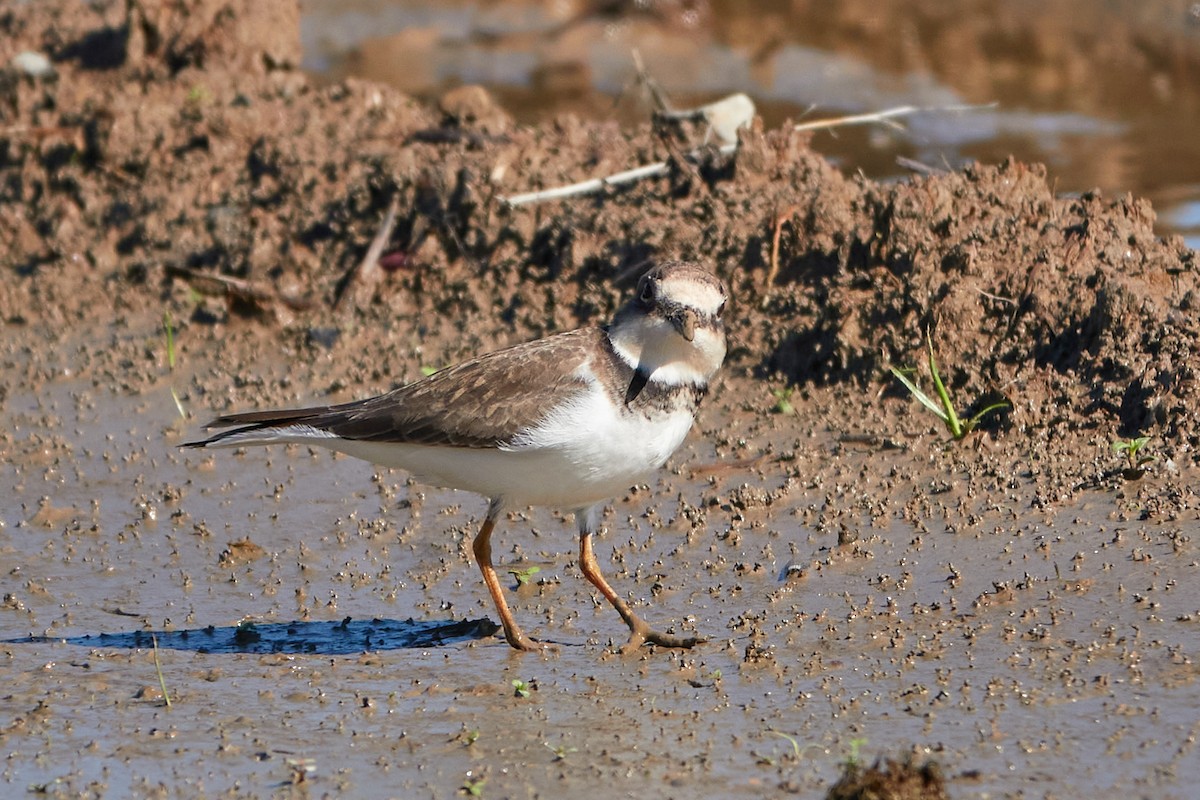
(792, 102, 996, 133)
(768, 204, 803, 290)
(688, 453, 776, 478)
(335, 193, 399, 309)
(896, 155, 944, 175)
(502, 103, 993, 207)
(169, 266, 311, 311)
(500, 147, 734, 207)
(151, 634, 171, 708)
(630, 48, 672, 114)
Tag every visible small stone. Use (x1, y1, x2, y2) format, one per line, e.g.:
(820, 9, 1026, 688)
(12, 51, 54, 78)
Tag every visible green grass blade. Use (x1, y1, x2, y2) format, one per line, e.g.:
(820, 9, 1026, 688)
(889, 366, 949, 422)
(170, 387, 187, 420)
(152, 634, 172, 708)
(163, 311, 187, 419)
(926, 334, 962, 438)
(966, 401, 1009, 428)
(767, 730, 802, 760)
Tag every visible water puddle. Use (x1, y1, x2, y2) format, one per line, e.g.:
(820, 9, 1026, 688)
(2, 347, 1196, 797)
(299, 0, 1200, 245)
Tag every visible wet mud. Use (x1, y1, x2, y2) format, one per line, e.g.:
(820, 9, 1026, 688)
(2, 1, 1198, 798)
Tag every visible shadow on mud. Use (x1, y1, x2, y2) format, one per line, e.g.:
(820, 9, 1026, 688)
(8, 617, 500, 655)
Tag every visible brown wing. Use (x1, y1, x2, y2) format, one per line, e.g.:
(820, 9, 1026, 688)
(193, 328, 603, 449)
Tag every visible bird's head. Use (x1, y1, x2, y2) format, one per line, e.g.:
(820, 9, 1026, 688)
(608, 261, 727, 385)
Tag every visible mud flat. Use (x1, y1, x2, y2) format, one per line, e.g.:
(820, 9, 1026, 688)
(2, 1, 1197, 797)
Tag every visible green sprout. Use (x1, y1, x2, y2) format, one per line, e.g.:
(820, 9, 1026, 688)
(508, 565, 541, 587)
(544, 741, 578, 761)
(511, 678, 531, 698)
(755, 730, 820, 766)
(1113, 436, 1154, 479)
(461, 776, 485, 797)
(843, 737, 869, 769)
(888, 332, 1007, 439)
(185, 85, 210, 105)
(151, 634, 172, 708)
(768, 730, 801, 760)
(771, 386, 796, 415)
(163, 311, 186, 420)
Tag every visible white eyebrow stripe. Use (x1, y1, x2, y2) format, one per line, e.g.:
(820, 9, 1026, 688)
(657, 278, 725, 315)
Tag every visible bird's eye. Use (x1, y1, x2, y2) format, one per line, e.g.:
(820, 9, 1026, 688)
(639, 281, 655, 303)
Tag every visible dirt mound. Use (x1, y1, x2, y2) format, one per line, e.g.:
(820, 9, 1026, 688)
(825, 756, 949, 800)
(2, 0, 1196, 498)
(766, 159, 1197, 441)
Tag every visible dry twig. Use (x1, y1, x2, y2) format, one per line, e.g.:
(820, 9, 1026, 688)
(768, 204, 802, 291)
(792, 102, 995, 133)
(335, 194, 400, 309)
(168, 266, 312, 311)
(502, 102, 994, 208)
(500, 141, 741, 207)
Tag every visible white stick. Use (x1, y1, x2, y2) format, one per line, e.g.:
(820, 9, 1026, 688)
(501, 103, 994, 207)
(793, 102, 995, 132)
(501, 143, 738, 207)
(503, 162, 666, 207)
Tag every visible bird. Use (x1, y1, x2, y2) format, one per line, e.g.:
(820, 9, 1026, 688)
(182, 260, 728, 653)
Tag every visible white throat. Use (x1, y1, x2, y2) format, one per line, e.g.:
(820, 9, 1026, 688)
(608, 313, 725, 386)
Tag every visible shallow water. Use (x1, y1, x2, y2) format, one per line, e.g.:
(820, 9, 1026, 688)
(3, 357, 1197, 797)
(301, 0, 1200, 249)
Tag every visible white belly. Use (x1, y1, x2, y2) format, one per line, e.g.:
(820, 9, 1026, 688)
(333, 386, 696, 509)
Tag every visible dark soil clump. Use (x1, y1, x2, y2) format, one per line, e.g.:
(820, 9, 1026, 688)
(826, 757, 949, 800)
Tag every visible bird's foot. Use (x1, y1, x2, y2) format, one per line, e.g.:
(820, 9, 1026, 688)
(502, 628, 557, 653)
(619, 624, 705, 654)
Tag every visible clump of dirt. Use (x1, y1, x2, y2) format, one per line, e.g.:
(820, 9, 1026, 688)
(825, 756, 949, 800)
(767, 158, 1198, 437)
(2, 2, 1196, 528)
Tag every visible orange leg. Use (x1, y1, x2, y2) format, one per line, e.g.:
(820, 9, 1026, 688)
(578, 520, 704, 653)
(471, 505, 542, 652)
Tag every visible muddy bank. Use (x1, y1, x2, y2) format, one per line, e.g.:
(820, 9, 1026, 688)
(4, 1, 1198, 446)
(2, 1, 1198, 798)
(318, 0, 1200, 248)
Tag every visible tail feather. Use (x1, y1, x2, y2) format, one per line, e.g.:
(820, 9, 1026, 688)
(181, 405, 339, 449)
(204, 406, 339, 429)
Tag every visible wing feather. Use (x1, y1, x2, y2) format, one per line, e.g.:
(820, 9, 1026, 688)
(187, 328, 602, 449)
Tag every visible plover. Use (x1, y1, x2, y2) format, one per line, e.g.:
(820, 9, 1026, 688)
(183, 261, 727, 652)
